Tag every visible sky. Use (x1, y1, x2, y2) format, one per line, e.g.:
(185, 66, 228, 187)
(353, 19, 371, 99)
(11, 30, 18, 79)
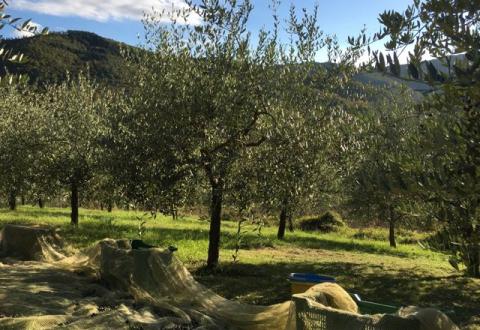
(4, 0, 415, 62)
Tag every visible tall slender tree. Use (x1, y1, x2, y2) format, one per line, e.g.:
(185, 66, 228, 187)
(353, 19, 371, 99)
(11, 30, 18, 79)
(39, 75, 108, 226)
(347, 90, 422, 247)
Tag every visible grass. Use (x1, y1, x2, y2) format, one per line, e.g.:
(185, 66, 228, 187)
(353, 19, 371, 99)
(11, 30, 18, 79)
(1, 206, 479, 326)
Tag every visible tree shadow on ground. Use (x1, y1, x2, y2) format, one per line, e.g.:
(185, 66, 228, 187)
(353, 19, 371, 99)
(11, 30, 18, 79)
(1, 208, 422, 258)
(0, 208, 71, 220)
(0, 208, 123, 223)
(0, 263, 102, 317)
(281, 235, 415, 258)
(58, 223, 211, 248)
(193, 261, 480, 326)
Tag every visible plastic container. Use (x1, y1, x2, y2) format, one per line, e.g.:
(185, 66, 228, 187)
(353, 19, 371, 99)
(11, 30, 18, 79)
(288, 273, 336, 294)
(350, 293, 399, 314)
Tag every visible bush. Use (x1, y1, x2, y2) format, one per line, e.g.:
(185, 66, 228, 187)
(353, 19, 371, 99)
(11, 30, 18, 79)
(299, 211, 345, 233)
(422, 227, 452, 252)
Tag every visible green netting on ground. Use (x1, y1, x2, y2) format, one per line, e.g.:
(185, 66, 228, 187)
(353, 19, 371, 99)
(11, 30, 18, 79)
(0, 225, 459, 330)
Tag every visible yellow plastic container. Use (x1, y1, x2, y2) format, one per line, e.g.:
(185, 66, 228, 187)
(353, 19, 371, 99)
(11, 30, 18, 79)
(288, 273, 336, 294)
(291, 281, 320, 294)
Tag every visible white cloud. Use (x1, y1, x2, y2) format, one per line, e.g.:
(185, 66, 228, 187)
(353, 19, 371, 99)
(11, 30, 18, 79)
(12, 21, 42, 39)
(11, 0, 201, 24)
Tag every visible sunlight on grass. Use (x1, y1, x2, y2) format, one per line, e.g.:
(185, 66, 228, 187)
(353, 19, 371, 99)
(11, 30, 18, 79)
(0, 205, 445, 263)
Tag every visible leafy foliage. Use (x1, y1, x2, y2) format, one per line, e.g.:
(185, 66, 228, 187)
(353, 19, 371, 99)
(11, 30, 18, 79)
(345, 85, 424, 248)
(111, 0, 354, 267)
(33, 74, 113, 225)
(0, 85, 41, 209)
(366, 0, 480, 276)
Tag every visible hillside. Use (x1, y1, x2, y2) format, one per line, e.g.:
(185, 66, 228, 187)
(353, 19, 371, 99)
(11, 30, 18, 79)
(1, 30, 434, 93)
(0, 30, 132, 86)
(354, 71, 432, 94)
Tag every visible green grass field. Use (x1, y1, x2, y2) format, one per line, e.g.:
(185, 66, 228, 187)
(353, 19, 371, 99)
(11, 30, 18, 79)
(1, 206, 479, 326)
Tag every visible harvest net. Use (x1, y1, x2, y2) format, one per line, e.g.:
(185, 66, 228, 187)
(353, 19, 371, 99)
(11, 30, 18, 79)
(0, 225, 458, 329)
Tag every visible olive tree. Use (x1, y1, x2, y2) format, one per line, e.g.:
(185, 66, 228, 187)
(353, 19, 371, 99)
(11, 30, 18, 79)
(0, 1, 49, 208)
(0, 86, 42, 209)
(39, 75, 109, 226)
(230, 86, 356, 240)
(363, 0, 480, 276)
(117, 0, 329, 267)
(346, 86, 424, 247)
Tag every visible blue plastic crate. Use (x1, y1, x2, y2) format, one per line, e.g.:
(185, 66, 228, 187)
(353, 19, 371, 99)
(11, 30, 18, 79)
(288, 273, 336, 294)
(288, 273, 336, 283)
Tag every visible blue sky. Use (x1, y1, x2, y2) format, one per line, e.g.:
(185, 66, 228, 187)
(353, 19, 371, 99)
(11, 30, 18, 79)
(5, 1, 414, 61)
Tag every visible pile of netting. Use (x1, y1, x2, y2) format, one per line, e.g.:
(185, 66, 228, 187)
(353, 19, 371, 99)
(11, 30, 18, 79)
(0, 225, 459, 329)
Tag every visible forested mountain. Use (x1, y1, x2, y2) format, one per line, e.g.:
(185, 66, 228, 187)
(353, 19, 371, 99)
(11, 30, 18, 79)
(1, 30, 437, 93)
(0, 30, 132, 86)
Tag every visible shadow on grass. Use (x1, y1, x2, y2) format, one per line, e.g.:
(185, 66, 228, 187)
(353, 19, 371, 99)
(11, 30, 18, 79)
(0, 208, 71, 220)
(0, 208, 121, 223)
(281, 235, 416, 258)
(52, 222, 211, 249)
(1, 212, 422, 259)
(193, 261, 479, 326)
(1, 207, 423, 259)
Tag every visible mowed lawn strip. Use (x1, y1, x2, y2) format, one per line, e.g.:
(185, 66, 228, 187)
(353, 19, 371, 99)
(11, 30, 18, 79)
(0, 206, 478, 325)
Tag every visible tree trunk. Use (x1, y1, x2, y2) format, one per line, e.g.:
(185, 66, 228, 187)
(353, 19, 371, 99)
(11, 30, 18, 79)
(171, 204, 178, 220)
(467, 247, 480, 277)
(38, 198, 44, 209)
(107, 201, 113, 213)
(207, 181, 223, 269)
(466, 225, 480, 277)
(389, 220, 396, 248)
(100, 203, 104, 211)
(71, 182, 79, 226)
(388, 205, 397, 248)
(8, 191, 16, 210)
(21, 195, 25, 205)
(288, 215, 294, 232)
(277, 207, 287, 240)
